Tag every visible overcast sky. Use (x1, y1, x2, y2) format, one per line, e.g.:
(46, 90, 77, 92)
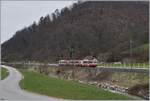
(1, 1, 77, 44)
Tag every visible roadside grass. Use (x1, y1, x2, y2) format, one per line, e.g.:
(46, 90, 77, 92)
(1, 67, 9, 80)
(98, 63, 149, 68)
(19, 69, 132, 100)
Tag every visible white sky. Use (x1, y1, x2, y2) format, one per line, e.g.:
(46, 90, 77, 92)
(1, 1, 77, 44)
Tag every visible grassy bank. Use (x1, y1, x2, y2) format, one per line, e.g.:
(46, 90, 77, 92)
(1, 67, 9, 80)
(132, 43, 149, 54)
(19, 69, 132, 100)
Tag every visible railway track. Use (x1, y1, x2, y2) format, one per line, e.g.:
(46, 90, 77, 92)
(96, 67, 149, 74)
(2, 62, 149, 74)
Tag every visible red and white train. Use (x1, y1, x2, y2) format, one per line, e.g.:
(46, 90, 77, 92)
(58, 59, 98, 67)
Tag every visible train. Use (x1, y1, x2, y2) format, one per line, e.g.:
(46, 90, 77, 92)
(58, 59, 98, 67)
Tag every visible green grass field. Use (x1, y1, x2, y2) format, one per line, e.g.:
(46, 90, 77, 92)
(132, 43, 149, 54)
(123, 43, 149, 54)
(19, 69, 132, 100)
(1, 67, 9, 80)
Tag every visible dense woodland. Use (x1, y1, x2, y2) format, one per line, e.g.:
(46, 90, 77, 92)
(2, 1, 149, 62)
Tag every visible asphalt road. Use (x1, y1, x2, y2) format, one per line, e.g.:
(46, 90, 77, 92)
(0, 65, 61, 101)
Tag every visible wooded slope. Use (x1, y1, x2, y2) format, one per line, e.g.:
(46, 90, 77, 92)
(2, 1, 149, 62)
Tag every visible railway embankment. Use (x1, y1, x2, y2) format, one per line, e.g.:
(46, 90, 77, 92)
(35, 66, 149, 100)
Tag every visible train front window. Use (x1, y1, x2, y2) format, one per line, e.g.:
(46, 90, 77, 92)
(83, 61, 88, 63)
(89, 61, 93, 63)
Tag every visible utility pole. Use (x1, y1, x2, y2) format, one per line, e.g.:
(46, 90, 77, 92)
(69, 46, 75, 59)
(130, 38, 133, 69)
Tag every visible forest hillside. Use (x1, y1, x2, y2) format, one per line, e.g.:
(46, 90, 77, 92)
(1, 1, 149, 62)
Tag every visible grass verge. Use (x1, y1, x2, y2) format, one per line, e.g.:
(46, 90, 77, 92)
(19, 69, 132, 100)
(1, 67, 9, 80)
